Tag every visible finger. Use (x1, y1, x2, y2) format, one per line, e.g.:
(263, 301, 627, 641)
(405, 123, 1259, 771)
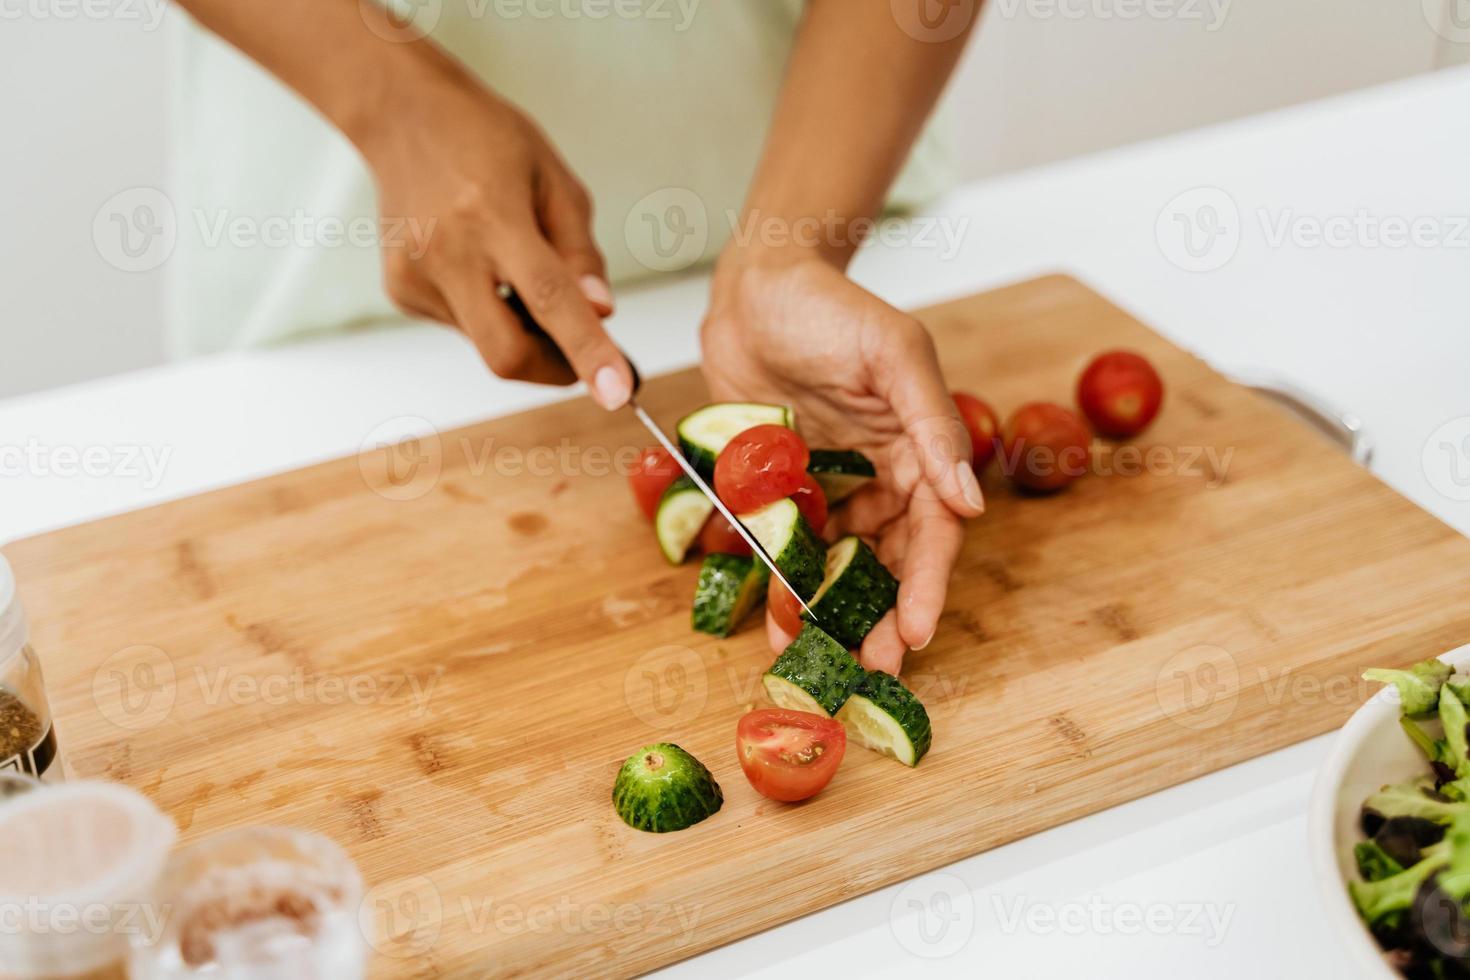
(502, 236, 634, 410)
(766, 609, 798, 657)
(859, 612, 906, 675)
(895, 490, 965, 651)
(878, 321, 985, 519)
(437, 266, 576, 385)
(538, 173, 614, 317)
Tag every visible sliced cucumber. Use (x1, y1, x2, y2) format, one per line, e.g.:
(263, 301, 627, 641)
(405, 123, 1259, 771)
(612, 743, 723, 833)
(738, 497, 826, 599)
(762, 624, 865, 716)
(676, 403, 793, 478)
(836, 671, 933, 767)
(691, 554, 769, 637)
(655, 477, 714, 565)
(808, 449, 876, 504)
(805, 536, 899, 648)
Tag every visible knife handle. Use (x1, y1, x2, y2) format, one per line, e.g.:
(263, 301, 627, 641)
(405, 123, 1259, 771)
(497, 283, 642, 396)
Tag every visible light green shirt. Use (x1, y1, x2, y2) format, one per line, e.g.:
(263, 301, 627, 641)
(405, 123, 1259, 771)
(171, 1, 954, 356)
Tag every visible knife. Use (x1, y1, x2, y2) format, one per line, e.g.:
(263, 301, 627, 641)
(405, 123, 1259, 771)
(497, 284, 818, 619)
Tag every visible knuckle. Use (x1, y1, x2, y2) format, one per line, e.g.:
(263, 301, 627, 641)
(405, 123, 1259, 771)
(523, 267, 572, 311)
(485, 342, 534, 380)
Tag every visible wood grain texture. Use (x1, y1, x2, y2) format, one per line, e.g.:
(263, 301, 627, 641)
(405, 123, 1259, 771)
(7, 274, 1468, 977)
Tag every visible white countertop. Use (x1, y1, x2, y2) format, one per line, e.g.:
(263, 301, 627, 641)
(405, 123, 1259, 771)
(6, 66, 1469, 977)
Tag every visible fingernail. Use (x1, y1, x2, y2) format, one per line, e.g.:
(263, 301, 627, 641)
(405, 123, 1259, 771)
(957, 461, 985, 513)
(579, 275, 615, 315)
(915, 627, 936, 651)
(592, 365, 631, 411)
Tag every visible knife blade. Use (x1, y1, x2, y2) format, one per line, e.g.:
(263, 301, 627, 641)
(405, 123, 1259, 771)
(496, 282, 817, 619)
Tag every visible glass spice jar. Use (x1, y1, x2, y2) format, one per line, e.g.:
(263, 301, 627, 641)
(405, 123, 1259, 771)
(0, 555, 61, 781)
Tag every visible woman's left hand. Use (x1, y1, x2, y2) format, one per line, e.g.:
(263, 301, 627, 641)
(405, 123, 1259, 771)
(701, 252, 986, 674)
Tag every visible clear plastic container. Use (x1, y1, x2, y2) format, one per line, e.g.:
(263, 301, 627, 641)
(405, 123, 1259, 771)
(129, 826, 366, 980)
(0, 780, 177, 979)
(0, 555, 61, 782)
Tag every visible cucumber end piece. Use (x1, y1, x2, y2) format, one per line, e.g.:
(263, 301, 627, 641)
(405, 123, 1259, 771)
(612, 743, 723, 832)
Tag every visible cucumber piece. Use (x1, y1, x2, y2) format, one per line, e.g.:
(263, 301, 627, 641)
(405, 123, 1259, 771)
(676, 403, 793, 478)
(612, 743, 723, 833)
(692, 554, 769, 637)
(738, 498, 826, 599)
(761, 624, 865, 716)
(808, 449, 876, 504)
(654, 476, 714, 564)
(805, 536, 899, 648)
(836, 671, 933, 767)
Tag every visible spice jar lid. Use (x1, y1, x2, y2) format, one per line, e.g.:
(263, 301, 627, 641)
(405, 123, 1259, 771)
(0, 554, 27, 667)
(0, 780, 177, 978)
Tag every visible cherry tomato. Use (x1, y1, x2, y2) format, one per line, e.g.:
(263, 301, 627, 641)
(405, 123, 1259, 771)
(953, 392, 1001, 470)
(789, 473, 828, 534)
(768, 575, 805, 636)
(627, 447, 680, 520)
(714, 425, 810, 514)
(736, 708, 846, 802)
(1077, 350, 1164, 438)
(1002, 402, 1091, 493)
(698, 514, 751, 557)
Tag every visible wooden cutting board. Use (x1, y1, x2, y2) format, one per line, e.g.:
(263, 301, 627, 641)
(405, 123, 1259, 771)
(8, 274, 1469, 977)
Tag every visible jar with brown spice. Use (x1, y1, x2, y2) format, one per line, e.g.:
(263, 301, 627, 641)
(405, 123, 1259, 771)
(0, 555, 60, 782)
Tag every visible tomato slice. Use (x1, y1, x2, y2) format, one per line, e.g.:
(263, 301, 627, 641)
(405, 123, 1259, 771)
(1076, 350, 1164, 438)
(736, 708, 846, 802)
(714, 425, 810, 515)
(953, 392, 1001, 470)
(627, 447, 680, 520)
(698, 514, 752, 556)
(767, 574, 805, 636)
(789, 473, 828, 534)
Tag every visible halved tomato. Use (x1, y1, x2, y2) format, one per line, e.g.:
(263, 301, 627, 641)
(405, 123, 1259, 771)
(714, 425, 810, 514)
(768, 575, 805, 636)
(736, 708, 846, 802)
(789, 473, 828, 534)
(698, 514, 752, 557)
(627, 447, 680, 520)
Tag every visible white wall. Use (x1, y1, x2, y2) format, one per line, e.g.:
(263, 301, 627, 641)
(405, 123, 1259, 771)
(0, 1, 1459, 399)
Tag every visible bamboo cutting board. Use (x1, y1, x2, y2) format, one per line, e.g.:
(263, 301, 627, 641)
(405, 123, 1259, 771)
(8, 274, 1470, 977)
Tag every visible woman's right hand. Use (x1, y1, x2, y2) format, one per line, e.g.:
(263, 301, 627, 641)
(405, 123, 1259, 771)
(359, 60, 634, 409)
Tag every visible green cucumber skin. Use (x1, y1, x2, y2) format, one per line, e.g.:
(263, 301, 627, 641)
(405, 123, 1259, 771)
(849, 670, 933, 766)
(612, 743, 723, 833)
(677, 403, 792, 480)
(806, 537, 898, 648)
(692, 554, 768, 637)
(764, 624, 866, 715)
(808, 450, 876, 504)
(773, 511, 827, 600)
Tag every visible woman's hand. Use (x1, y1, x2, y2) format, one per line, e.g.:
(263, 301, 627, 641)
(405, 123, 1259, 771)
(359, 60, 634, 408)
(702, 253, 985, 674)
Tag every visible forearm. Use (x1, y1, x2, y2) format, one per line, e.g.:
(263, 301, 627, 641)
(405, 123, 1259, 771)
(731, 0, 977, 270)
(173, 0, 465, 157)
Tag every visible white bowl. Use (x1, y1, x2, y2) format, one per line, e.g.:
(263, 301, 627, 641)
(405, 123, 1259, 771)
(1308, 642, 1470, 978)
